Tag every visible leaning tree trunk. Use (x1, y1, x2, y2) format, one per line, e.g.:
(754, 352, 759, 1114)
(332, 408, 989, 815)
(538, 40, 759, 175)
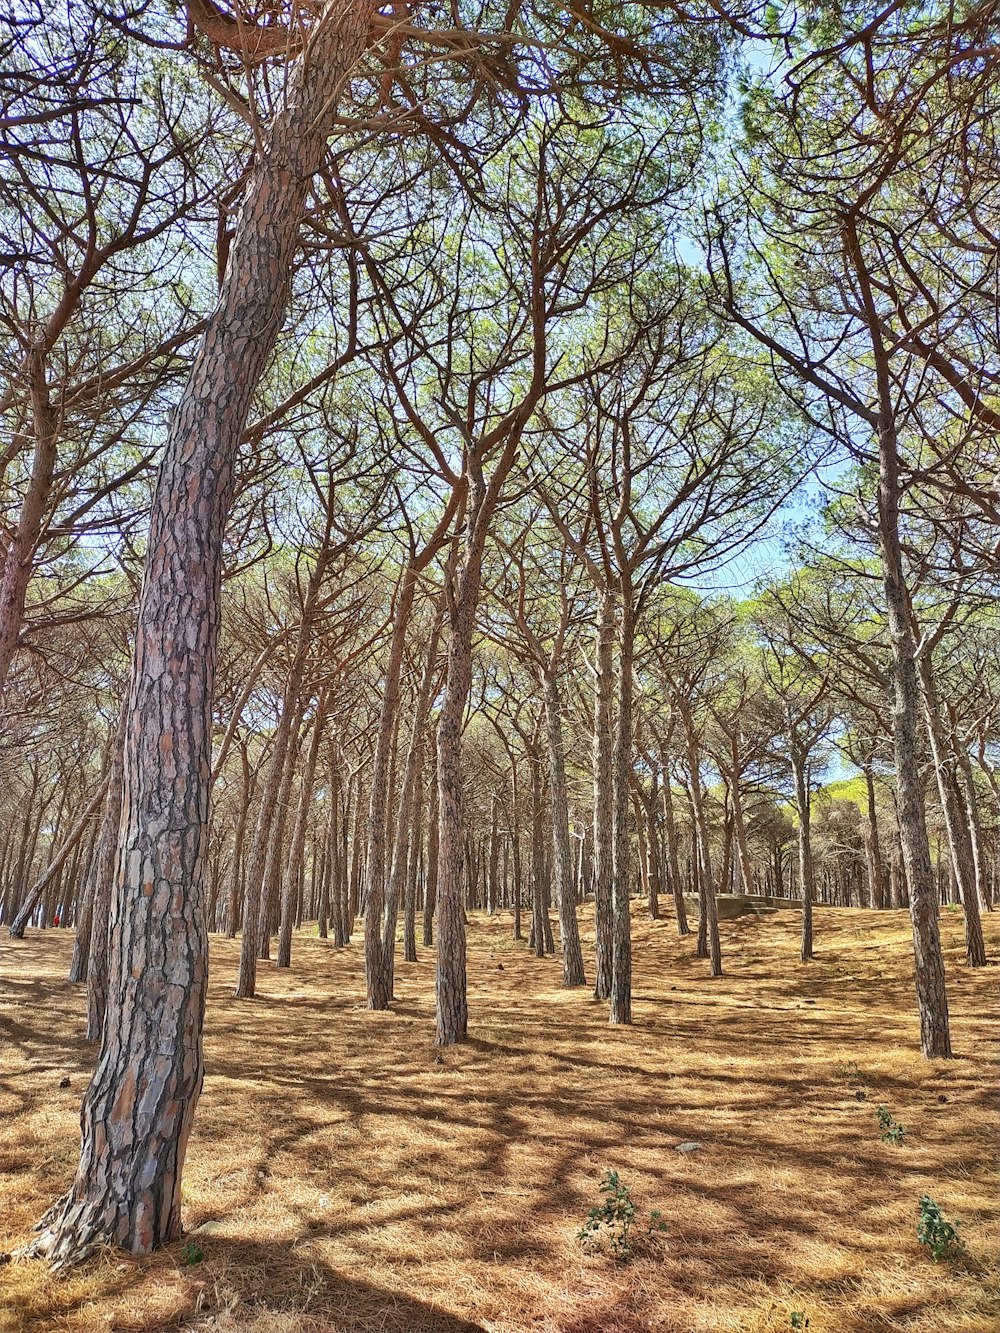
(24, 2, 375, 1266)
(591, 591, 615, 999)
(542, 672, 586, 985)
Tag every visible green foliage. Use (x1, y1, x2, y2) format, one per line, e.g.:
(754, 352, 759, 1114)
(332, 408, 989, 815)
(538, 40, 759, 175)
(577, 1171, 667, 1262)
(875, 1105, 905, 1146)
(916, 1196, 964, 1263)
(790, 1314, 810, 1331)
(180, 1239, 204, 1266)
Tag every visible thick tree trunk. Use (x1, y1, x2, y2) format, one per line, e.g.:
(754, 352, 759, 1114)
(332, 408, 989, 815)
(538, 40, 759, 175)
(24, 3, 375, 1265)
(591, 592, 615, 999)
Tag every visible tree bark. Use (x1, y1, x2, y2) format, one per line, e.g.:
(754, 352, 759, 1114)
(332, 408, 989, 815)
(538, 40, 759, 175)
(541, 673, 585, 985)
(25, 2, 376, 1264)
(591, 592, 615, 999)
(609, 604, 634, 1024)
(790, 750, 816, 961)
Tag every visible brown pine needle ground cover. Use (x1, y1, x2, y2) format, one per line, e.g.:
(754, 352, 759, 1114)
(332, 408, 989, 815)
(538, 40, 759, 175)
(2, 906, 998, 1333)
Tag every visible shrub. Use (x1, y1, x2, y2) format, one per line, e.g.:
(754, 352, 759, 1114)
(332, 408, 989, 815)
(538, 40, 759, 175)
(916, 1195, 964, 1262)
(577, 1170, 667, 1262)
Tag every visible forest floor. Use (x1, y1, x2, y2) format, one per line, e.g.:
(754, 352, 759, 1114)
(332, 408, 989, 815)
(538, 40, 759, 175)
(2, 905, 998, 1333)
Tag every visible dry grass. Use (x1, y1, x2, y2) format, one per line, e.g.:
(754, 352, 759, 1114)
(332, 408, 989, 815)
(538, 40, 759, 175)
(2, 904, 998, 1333)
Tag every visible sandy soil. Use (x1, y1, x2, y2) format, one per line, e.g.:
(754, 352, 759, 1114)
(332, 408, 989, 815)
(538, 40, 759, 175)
(2, 904, 997, 1333)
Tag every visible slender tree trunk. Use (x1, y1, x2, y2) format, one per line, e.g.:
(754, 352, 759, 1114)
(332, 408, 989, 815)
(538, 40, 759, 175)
(9, 777, 110, 939)
(609, 606, 634, 1024)
(381, 603, 443, 996)
(661, 757, 689, 935)
(791, 752, 816, 961)
(277, 693, 328, 967)
(862, 763, 886, 909)
(436, 448, 517, 1044)
(729, 746, 755, 895)
(25, 4, 376, 1264)
(235, 696, 304, 993)
(542, 673, 586, 986)
(591, 592, 615, 999)
(685, 723, 721, 977)
(365, 567, 420, 1008)
(422, 744, 439, 947)
(847, 220, 951, 1058)
(0, 354, 58, 697)
(916, 659, 986, 966)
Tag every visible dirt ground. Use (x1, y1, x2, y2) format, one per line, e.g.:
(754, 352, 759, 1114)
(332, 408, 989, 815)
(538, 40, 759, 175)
(2, 905, 998, 1333)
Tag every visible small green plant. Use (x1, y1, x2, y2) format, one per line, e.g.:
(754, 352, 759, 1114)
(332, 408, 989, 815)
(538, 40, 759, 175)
(917, 1195, 964, 1262)
(577, 1170, 667, 1262)
(876, 1104, 905, 1145)
(790, 1314, 810, 1331)
(180, 1239, 204, 1266)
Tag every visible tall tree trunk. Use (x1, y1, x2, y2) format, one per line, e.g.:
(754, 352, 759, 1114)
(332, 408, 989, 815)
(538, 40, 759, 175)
(422, 744, 439, 947)
(660, 755, 689, 936)
(235, 695, 304, 993)
(916, 659, 986, 966)
(0, 353, 58, 697)
(380, 602, 444, 996)
(790, 751, 816, 961)
(365, 567, 419, 1008)
(847, 219, 951, 1058)
(436, 447, 517, 1045)
(862, 763, 886, 909)
(591, 592, 615, 999)
(9, 776, 110, 939)
(542, 672, 586, 986)
(728, 745, 755, 895)
(277, 693, 328, 967)
(684, 722, 721, 977)
(25, 3, 376, 1264)
(609, 606, 634, 1024)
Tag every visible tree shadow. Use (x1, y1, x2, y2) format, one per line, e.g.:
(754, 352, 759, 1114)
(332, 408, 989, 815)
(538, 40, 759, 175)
(5, 1236, 490, 1333)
